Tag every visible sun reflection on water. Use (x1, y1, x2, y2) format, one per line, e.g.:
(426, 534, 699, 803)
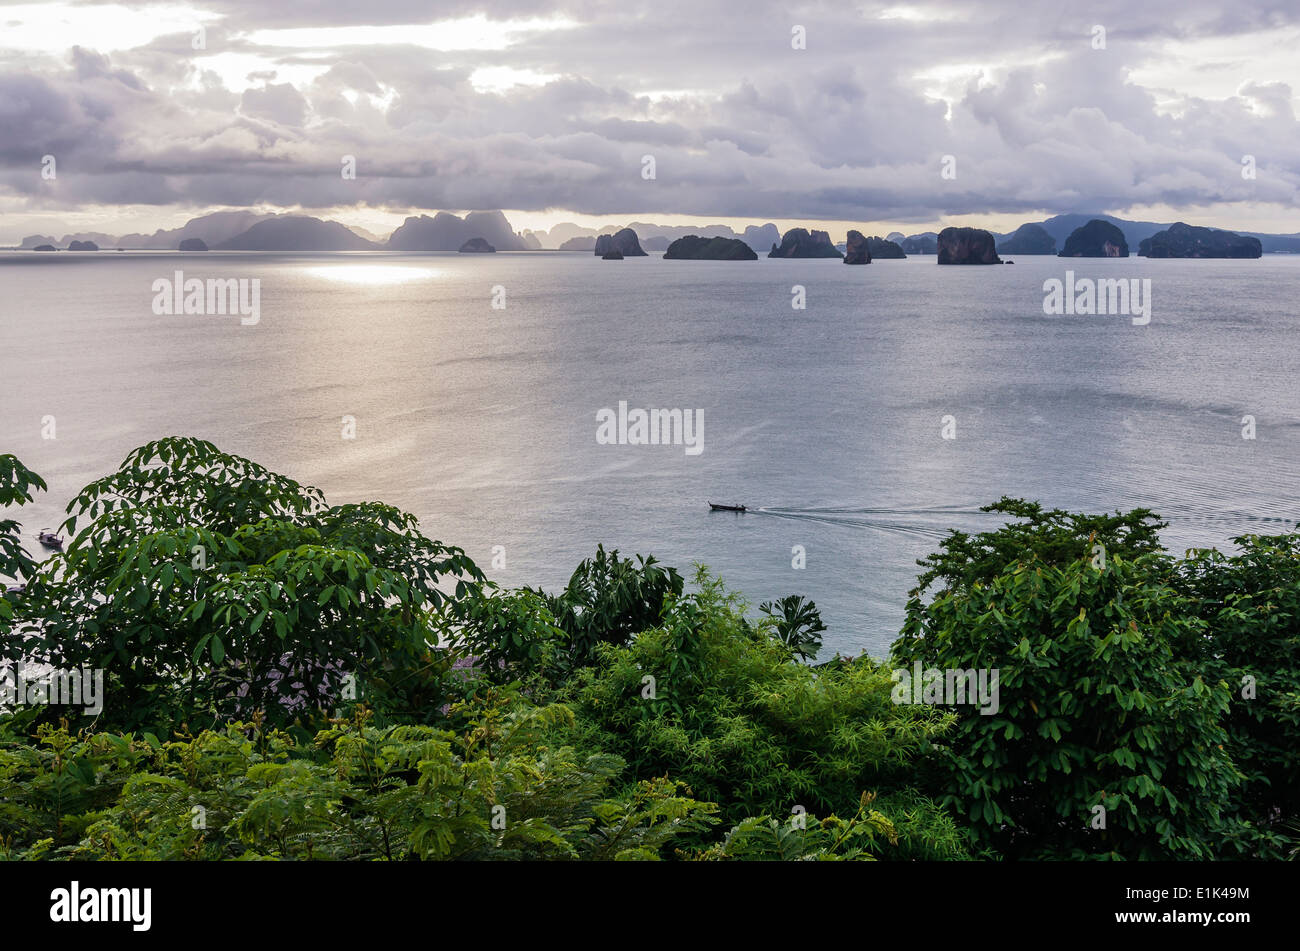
(303, 264, 440, 285)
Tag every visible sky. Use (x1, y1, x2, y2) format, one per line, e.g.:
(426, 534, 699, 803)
(1, 0, 1298, 243)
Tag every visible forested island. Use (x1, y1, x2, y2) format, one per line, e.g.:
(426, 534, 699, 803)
(1138, 222, 1263, 258)
(1059, 219, 1129, 257)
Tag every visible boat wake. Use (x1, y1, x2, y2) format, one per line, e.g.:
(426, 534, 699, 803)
(744, 502, 1299, 543)
(749, 505, 999, 540)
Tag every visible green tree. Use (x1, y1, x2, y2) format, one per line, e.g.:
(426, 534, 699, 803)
(913, 496, 1166, 595)
(5, 437, 483, 731)
(893, 504, 1247, 859)
(1174, 533, 1300, 858)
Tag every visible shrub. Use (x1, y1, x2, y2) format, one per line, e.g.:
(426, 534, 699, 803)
(532, 545, 683, 666)
(435, 585, 568, 685)
(758, 594, 826, 661)
(698, 792, 898, 860)
(567, 569, 970, 859)
(0, 697, 718, 861)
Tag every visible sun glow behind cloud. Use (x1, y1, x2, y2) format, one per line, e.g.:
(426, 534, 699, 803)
(912, 52, 1065, 115)
(0, 2, 220, 52)
(877, 6, 931, 21)
(190, 52, 332, 92)
(469, 66, 561, 93)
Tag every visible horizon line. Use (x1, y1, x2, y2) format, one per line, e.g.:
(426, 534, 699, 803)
(6, 204, 1298, 249)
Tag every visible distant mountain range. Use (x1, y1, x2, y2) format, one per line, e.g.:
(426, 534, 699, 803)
(10, 210, 1300, 254)
(214, 216, 378, 251)
(120, 211, 277, 250)
(17, 211, 279, 251)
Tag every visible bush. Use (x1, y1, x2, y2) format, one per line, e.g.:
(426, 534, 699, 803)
(532, 545, 683, 666)
(699, 793, 897, 860)
(0, 697, 718, 861)
(758, 594, 826, 661)
(436, 585, 568, 686)
(566, 569, 971, 859)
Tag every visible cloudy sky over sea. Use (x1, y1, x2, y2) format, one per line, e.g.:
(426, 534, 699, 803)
(2, 0, 1298, 241)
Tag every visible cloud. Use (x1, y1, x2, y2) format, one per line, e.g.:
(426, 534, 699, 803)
(239, 81, 309, 125)
(0, 0, 1296, 227)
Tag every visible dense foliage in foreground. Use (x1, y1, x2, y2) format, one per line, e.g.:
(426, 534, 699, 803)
(1, 441, 1296, 860)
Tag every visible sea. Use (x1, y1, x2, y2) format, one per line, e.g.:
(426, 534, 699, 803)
(3, 250, 1299, 658)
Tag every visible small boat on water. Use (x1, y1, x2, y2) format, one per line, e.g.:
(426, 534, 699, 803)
(37, 531, 64, 551)
(708, 502, 747, 513)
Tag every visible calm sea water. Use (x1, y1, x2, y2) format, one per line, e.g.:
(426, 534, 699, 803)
(3, 251, 1299, 657)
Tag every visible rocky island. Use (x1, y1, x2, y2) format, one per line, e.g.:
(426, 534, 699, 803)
(842, 232, 908, 264)
(937, 227, 1002, 264)
(664, 235, 758, 260)
(1059, 219, 1128, 257)
(1138, 222, 1262, 258)
(458, 237, 496, 252)
(178, 238, 209, 251)
(593, 228, 646, 257)
(387, 210, 528, 251)
(769, 228, 842, 258)
(844, 230, 871, 264)
(866, 235, 907, 258)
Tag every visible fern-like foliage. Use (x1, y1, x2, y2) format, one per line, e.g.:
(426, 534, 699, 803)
(0, 696, 717, 861)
